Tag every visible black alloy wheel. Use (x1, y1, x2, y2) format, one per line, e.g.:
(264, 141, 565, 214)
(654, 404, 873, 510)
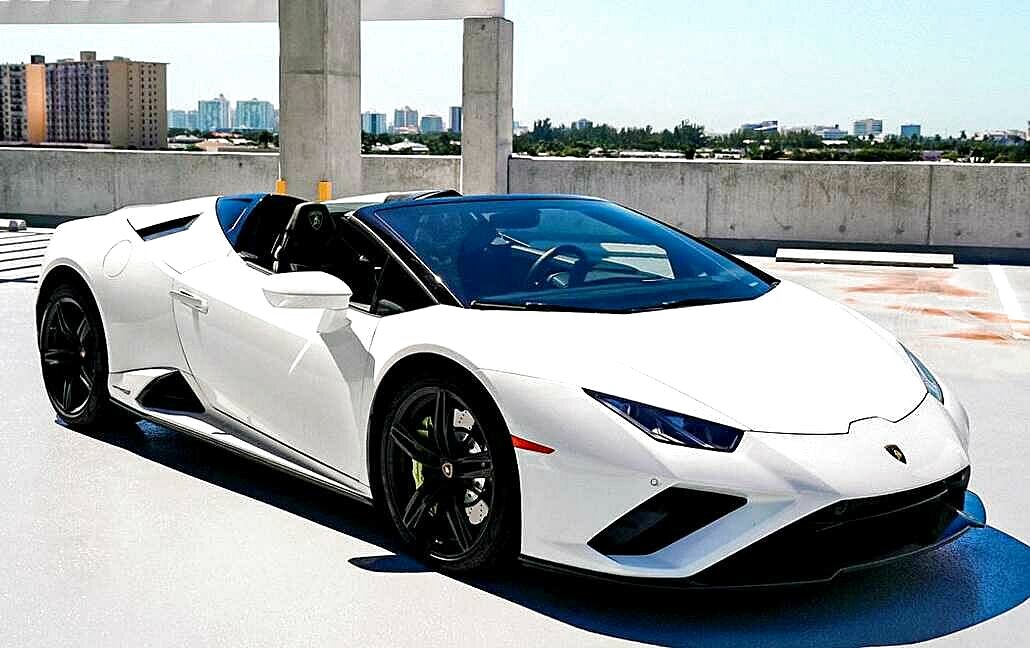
(38, 284, 121, 427)
(380, 374, 519, 572)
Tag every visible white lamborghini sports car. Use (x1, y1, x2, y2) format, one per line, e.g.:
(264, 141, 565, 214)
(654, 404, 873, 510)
(36, 190, 985, 585)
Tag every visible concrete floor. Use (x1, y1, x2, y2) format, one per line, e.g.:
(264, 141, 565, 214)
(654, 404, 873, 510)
(1, 240, 1027, 646)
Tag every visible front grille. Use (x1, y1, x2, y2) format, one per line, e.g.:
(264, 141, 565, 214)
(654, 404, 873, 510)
(589, 488, 747, 556)
(692, 467, 972, 586)
(808, 468, 968, 531)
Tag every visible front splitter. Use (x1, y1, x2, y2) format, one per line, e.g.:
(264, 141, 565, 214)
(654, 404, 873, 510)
(520, 490, 987, 590)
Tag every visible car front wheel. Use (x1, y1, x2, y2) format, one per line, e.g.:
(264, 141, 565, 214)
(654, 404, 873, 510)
(378, 372, 520, 572)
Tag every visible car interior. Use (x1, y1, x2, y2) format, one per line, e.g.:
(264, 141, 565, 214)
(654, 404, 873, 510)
(385, 203, 672, 300)
(223, 194, 720, 314)
(232, 198, 432, 315)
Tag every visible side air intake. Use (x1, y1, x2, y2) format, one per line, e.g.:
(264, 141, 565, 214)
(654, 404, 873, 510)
(134, 215, 199, 241)
(136, 371, 205, 414)
(589, 488, 747, 556)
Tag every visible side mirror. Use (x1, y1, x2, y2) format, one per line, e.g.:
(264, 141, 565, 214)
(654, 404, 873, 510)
(262, 272, 353, 333)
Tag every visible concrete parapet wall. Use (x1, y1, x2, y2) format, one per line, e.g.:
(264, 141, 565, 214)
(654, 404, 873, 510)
(360, 155, 461, 194)
(0, 149, 278, 217)
(509, 158, 1029, 251)
(2, 149, 1028, 254)
(0, 148, 461, 217)
(928, 165, 1030, 248)
(704, 162, 930, 245)
(507, 157, 710, 233)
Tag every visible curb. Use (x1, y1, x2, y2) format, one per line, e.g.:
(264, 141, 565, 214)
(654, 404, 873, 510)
(776, 248, 955, 268)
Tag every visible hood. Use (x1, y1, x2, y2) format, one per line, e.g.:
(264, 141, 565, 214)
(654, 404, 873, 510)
(469, 281, 927, 435)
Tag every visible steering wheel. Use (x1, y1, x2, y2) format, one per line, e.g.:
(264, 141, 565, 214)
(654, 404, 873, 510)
(525, 244, 590, 289)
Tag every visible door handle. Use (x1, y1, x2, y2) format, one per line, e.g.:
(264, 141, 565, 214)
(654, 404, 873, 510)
(171, 288, 209, 314)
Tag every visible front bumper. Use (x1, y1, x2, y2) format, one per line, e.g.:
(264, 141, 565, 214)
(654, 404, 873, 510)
(484, 371, 977, 584)
(522, 487, 985, 588)
(688, 468, 984, 586)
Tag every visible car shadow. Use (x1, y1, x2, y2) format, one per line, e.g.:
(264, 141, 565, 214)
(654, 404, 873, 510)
(71, 418, 1030, 648)
(69, 418, 405, 551)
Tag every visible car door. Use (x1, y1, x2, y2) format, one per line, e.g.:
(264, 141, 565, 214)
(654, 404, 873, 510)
(172, 254, 378, 481)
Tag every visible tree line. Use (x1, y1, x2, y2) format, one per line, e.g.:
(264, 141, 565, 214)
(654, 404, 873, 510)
(512, 120, 1030, 163)
(168, 122, 1030, 163)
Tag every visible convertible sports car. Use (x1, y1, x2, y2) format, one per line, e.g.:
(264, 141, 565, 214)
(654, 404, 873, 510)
(36, 190, 985, 585)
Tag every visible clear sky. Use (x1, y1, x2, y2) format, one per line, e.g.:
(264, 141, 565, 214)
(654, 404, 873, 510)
(1, 0, 1027, 136)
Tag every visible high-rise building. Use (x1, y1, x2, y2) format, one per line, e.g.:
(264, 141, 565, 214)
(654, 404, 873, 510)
(0, 58, 46, 144)
(186, 110, 199, 130)
(393, 106, 419, 131)
(420, 114, 445, 134)
(572, 118, 594, 130)
(900, 124, 922, 139)
(198, 94, 231, 132)
(449, 106, 463, 133)
(169, 109, 201, 131)
(168, 109, 188, 129)
(36, 51, 167, 149)
(853, 118, 884, 139)
(361, 111, 388, 135)
(234, 98, 276, 131)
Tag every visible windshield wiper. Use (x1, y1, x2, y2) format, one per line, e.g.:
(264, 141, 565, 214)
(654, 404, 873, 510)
(628, 298, 725, 313)
(629, 294, 771, 313)
(471, 293, 770, 314)
(469, 300, 528, 311)
(470, 300, 613, 313)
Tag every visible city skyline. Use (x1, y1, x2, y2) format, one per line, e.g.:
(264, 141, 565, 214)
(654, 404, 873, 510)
(1, 1, 1028, 136)
(166, 92, 1023, 140)
(167, 99, 1017, 141)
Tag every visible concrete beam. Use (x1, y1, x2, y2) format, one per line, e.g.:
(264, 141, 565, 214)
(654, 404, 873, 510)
(278, 0, 362, 200)
(0, 0, 506, 23)
(461, 17, 513, 195)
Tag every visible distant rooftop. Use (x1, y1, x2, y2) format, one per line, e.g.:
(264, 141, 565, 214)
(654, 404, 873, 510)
(25, 51, 167, 65)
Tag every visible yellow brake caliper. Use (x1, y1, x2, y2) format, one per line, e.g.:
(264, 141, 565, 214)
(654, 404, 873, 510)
(411, 415, 433, 488)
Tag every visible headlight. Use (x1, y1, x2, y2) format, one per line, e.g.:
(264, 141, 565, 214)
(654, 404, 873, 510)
(902, 345, 943, 404)
(586, 390, 744, 452)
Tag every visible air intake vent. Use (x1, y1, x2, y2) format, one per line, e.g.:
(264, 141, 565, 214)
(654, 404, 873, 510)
(137, 371, 205, 414)
(135, 215, 199, 241)
(589, 488, 746, 556)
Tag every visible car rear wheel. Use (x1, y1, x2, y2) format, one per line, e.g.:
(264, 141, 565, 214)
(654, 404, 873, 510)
(378, 372, 519, 572)
(38, 284, 127, 428)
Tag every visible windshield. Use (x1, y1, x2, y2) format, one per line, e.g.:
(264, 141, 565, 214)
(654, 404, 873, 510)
(373, 198, 775, 313)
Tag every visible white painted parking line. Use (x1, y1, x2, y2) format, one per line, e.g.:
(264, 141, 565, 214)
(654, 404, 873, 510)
(0, 236, 51, 247)
(0, 271, 40, 283)
(0, 229, 51, 283)
(989, 265, 1029, 340)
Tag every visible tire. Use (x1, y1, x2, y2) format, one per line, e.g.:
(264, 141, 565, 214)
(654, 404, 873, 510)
(38, 283, 131, 429)
(377, 370, 520, 573)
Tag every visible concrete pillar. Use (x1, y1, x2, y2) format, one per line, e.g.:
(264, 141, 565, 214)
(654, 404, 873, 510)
(279, 0, 362, 200)
(461, 17, 513, 195)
